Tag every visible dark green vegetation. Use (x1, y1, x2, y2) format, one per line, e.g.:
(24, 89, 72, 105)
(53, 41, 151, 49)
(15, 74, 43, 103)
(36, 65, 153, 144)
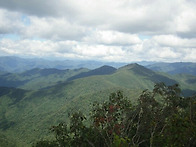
(147, 62, 196, 75)
(0, 68, 89, 90)
(67, 65, 117, 81)
(0, 63, 196, 146)
(35, 83, 196, 147)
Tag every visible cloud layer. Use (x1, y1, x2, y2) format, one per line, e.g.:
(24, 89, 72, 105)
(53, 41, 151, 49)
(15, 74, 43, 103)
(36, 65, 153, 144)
(0, 0, 196, 62)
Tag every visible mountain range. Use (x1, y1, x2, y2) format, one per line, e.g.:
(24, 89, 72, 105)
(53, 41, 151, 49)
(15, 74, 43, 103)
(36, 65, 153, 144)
(0, 56, 196, 146)
(147, 62, 196, 75)
(1, 56, 196, 75)
(0, 56, 127, 73)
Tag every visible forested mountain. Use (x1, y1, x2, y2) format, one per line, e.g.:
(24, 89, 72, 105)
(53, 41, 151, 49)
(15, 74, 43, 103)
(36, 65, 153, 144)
(35, 85, 196, 147)
(0, 68, 89, 90)
(67, 65, 117, 81)
(0, 63, 196, 146)
(147, 62, 196, 75)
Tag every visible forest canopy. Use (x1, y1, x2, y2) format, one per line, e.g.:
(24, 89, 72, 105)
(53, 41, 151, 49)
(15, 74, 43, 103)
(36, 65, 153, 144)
(34, 83, 196, 147)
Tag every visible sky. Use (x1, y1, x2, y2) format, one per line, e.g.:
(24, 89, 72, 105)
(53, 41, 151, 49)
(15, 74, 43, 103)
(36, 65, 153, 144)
(0, 0, 196, 62)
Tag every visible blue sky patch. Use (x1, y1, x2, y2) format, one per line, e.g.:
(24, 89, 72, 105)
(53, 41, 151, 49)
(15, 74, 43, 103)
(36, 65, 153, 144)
(21, 15, 31, 26)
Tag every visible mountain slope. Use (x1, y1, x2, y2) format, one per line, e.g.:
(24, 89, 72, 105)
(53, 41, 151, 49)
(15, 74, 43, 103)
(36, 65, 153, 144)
(118, 63, 177, 86)
(0, 68, 89, 90)
(157, 72, 196, 96)
(67, 65, 117, 81)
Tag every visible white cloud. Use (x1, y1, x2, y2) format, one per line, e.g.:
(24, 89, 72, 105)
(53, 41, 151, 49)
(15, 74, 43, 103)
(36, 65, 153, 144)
(153, 35, 196, 48)
(82, 30, 141, 45)
(1, 37, 196, 62)
(1, 0, 195, 36)
(183, 49, 196, 62)
(0, 9, 24, 34)
(73, 44, 125, 58)
(22, 16, 87, 41)
(174, 0, 196, 37)
(150, 47, 180, 59)
(0, 0, 196, 62)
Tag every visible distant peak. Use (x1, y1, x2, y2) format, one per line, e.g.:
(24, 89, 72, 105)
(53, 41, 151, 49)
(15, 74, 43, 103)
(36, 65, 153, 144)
(67, 65, 116, 81)
(93, 65, 117, 73)
(118, 63, 156, 77)
(98, 65, 116, 69)
(25, 68, 41, 72)
(119, 63, 141, 70)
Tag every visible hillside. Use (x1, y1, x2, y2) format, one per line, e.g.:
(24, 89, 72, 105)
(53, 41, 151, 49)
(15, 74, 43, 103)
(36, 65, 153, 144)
(0, 68, 89, 90)
(67, 65, 117, 81)
(0, 64, 196, 146)
(157, 72, 196, 96)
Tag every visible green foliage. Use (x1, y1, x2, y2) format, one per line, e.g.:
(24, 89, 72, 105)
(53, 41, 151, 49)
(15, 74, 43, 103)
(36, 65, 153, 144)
(0, 133, 16, 147)
(34, 83, 196, 147)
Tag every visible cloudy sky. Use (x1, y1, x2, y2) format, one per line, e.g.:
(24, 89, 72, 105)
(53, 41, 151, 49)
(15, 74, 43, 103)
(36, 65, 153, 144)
(0, 0, 196, 62)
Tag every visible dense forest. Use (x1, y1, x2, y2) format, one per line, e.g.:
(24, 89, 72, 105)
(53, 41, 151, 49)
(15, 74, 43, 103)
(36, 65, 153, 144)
(34, 83, 196, 147)
(1, 60, 196, 146)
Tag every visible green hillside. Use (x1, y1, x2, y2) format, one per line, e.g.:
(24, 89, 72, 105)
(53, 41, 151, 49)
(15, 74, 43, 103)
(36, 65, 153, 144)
(67, 65, 117, 81)
(158, 72, 196, 96)
(0, 64, 196, 146)
(0, 68, 89, 90)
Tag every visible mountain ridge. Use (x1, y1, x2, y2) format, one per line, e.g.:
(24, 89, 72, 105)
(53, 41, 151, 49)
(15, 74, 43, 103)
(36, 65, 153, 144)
(147, 62, 196, 75)
(1, 56, 196, 76)
(0, 67, 89, 90)
(0, 56, 126, 73)
(67, 65, 117, 81)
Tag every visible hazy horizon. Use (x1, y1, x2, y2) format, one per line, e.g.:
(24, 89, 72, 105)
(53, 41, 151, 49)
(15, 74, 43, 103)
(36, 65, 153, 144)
(1, 55, 196, 64)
